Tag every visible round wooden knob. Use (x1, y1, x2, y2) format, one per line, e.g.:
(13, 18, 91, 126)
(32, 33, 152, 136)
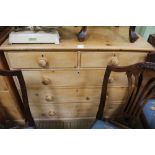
(38, 58, 48, 67)
(42, 77, 51, 85)
(108, 77, 114, 83)
(86, 97, 90, 100)
(110, 56, 119, 66)
(48, 111, 56, 117)
(45, 95, 54, 102)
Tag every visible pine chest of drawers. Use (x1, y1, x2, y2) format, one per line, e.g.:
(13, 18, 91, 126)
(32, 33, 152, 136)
(0, 27, 154, 128)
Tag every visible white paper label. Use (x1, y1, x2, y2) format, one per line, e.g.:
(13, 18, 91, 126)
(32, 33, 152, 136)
(77, 45, 84, 48)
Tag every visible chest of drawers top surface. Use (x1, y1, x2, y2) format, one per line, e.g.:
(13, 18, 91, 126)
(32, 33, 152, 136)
(0, 26, 154, 51)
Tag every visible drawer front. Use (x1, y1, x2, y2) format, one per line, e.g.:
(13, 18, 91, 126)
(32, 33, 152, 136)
(30, 102, 124, 119)
(27, 87, 128, 105)
(30, 102, 98, 119)
(22, 70, 128, 88)
(0, 91, 23, 120)
(6, 51, 77, 68)
(81, 52, 147, 67)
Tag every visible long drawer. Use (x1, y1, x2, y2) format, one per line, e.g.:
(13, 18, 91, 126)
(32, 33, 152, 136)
(30, 102, 124, 119)
(81, 52, 147, 67)
(6, 51, 78, 69)
(21, 70, 128, 88)
(27, 87, 128, 105)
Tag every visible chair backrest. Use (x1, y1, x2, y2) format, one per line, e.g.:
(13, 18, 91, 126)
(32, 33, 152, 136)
(96, 62, 155, 127)
(0, 69, 36, 128)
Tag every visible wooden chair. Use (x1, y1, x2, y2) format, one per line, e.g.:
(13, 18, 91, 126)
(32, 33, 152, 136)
(91, 62, 155, 129)
(77, 26, 138, 43)
(0, 69, 36, 128)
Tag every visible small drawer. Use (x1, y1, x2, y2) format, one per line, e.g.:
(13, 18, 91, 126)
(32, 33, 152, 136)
(81, 52, 147, 67)
(22, 70, 79, 88)
(6, 51, 78, 69)
(27, 87, 128, 105)
(22, 69, 128, 88)
(30, 102, 99, 119)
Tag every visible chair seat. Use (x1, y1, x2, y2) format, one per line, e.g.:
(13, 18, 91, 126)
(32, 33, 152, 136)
(91, 120, 119, 129)
(143, 99, 155, 129)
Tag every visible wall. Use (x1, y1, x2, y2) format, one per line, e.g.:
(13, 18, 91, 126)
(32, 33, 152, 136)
(136, 26, 155, 40)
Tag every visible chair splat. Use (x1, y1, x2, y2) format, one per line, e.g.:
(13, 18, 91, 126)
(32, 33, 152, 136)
(95, 62, 155, 128)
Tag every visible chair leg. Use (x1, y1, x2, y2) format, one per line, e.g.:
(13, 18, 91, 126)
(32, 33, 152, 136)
(129, 26, 139, 43)
(77, 26, 87, 42)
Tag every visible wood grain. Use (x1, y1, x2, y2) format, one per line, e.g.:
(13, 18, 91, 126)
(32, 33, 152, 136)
(1, 27, 153, 124)
(81, 52, 147, 67)
(0, 27, 154, 51)
(26, 87, 128, 105)
(0, 91, 23, 120)
(0, 27, 24, 122)
(0, 76, 8, 91)
(19, 69, 129, 88)
(6, 51, 78, 69)
(30, 102, 124, 119)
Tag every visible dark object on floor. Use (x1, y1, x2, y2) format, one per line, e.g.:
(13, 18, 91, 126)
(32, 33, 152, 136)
(129, 26, 139, 43)
(0, 69, 36, 128)
(148, 34, 155, 47)
(143, 99, 155, 129)
(91, 62, 155, 129)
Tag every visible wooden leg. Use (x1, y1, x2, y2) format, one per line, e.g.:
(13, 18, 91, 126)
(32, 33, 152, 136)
(148, 34, 155, 46)
(77, 26, 87, 42)
(129, 26, 139, 43)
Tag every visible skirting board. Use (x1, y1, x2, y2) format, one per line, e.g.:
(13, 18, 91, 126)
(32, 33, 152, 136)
(35, 118, 95, 129)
